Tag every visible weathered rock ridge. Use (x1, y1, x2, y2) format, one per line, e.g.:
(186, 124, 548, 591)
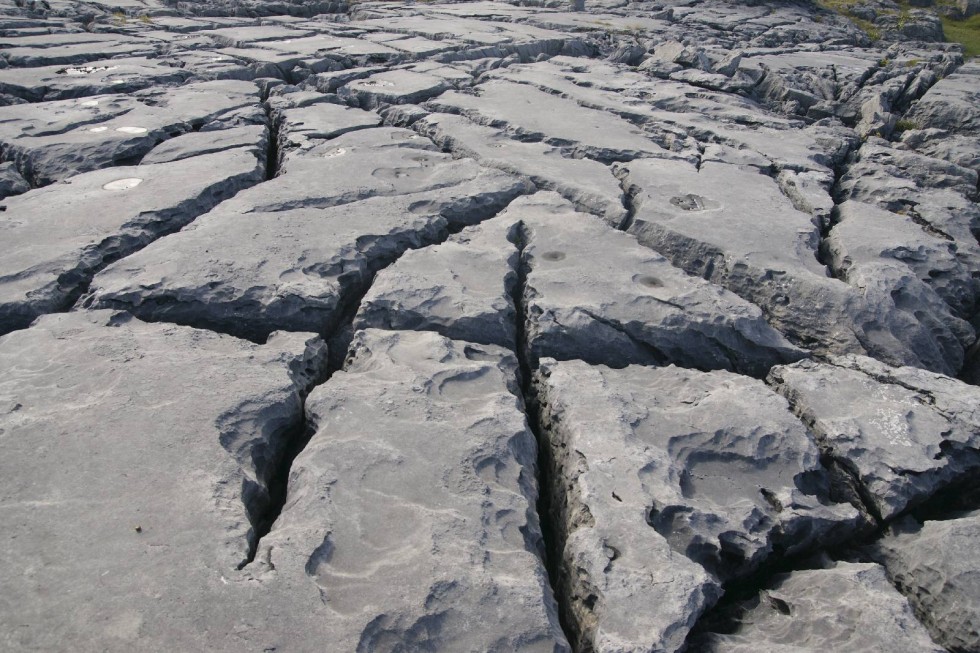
(0, 0, 978, 651)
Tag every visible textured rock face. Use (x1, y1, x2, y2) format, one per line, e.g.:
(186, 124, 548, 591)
(0, 310, 327, 651)
(873, 514, 980, 652)
(262, 328, 568, 652)
(2, 0, 979, 650)
(694, 562, 946, 652)
(769, 355, 980, 522)
(533, 359, 859, 651)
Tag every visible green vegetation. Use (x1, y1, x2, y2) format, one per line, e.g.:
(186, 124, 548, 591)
(940, 13, 980, 57)
(817, 0, 979, 57)
(894, 118, 920, 131)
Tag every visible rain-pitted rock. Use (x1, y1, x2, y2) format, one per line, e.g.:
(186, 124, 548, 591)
(514, 192, 805, 376)
(0, 145, 264, 335)
(81, 169, 529, 342)
(623, 158, 969, 375)
(256, 328, 570, 652)
(768, 355, 980, 521)
(0, 309, 327, 651)
(694, 562, 945, 652)
(533, 359, 859, 652)
(872, 514, 980, 652)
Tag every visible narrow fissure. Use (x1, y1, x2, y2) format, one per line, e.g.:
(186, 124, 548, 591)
(239, 194, 533, 565)
(263, 100, 282, 180)
(510, 220, 578, 650)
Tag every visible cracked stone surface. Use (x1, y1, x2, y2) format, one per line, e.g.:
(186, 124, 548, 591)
(533, 359, 860, 651)
(769, 355, 980, 522)
(0, 309, 327, 651)
(2, 0, 980, 651)
(872, 513, 980, 652)
(693, 562, 945, 652)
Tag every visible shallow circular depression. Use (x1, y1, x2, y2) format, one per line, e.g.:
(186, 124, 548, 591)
(321, 147, 348, 158)
(115, 126, 148, 134)
(81, 99, 100, 107)
(102, 177, 143, 191)
(541, 251, 566, 262)
(670, 194, 709, 211)
(634, 274, 664, 288)
(88, 126, 109, 133)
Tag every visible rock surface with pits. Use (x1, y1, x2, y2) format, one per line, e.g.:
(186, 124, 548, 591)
(1, 0, 979, 651)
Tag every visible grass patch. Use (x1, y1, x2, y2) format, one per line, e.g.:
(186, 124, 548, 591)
(941, 13, 980, 57)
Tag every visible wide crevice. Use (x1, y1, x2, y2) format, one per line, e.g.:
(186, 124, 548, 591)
(263, 100, 282, 180)
(239, 194, 535, 566)
(510, 220, 579, 651)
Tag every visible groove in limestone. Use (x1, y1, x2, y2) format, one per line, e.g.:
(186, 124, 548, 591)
(511, 219, 578, 651)
(240, 193, 535, 565)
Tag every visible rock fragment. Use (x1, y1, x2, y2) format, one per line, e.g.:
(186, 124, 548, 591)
(534, 359, 859, 652)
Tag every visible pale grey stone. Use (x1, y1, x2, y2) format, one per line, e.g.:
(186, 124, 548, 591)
(873, 513, 980, 652)
(0, 146, 264, 335)
(769, 355, 980, 521)
(355, 213, 520, 349)
(0, 309, 327, 652)
(696, 562, 945, 652)
(534, 359, 858, 652)
(259, 328, 570, 652)
(514, 192, 805, 375)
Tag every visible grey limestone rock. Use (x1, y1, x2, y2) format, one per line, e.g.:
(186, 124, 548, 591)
(258, 328, 570, 652)
(338, 69, 450, 109)
(427, 79, 674, 162)
(623, 158, 970, 375)
(769, 355, 980, 521)
(514, 192, 805, 376)
(872, 514, 980, 652)
(0, 309, 327, 651)
(0, 159, 29, 198)
(695, 562, 946, 652)
(415, 111, 628, 226)
(534, 359, 859, 652)
(274, 100, 381, 157)
(0, 146, 264, 335)
(82, 164, 530, 342)
(355, 213, 521, 349)
(0, 79, 265, 185)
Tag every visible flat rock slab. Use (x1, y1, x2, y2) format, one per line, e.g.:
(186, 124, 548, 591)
(0, 57, 194, 103)
(0, 79, 264, 185)
(0, 146, 264, 335)
(236, 126, 469, 211)
(623, 158, 968, 376)
(82, 169, 529, 342)
(256, 328, 569, 652)
(416, 112, 628, 226)
(275, 101, 381, 156)
(827, 199, 979, 326)
(769, 355, 980, 521)
(0, 310, 326, 652)
(516, 192, 804, 376)
(428, 79, 671, 162)
(695, 562, 945, 652)
(141, 124, 268, 165)
(355, 213, 520, 349)
(533, 359, 858, 652)
(906, 60, 980, 135)
(339, 69, 450, 109)
(873, 513, 980, 652)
